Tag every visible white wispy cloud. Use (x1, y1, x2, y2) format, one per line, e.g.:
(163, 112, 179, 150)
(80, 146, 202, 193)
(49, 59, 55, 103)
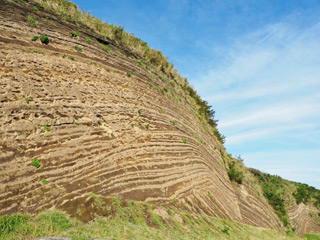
(192, 19, 320, 188)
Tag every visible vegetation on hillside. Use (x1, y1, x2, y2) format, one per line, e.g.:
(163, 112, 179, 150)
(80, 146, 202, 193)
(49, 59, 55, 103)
(24, 0, 225, 145)
(0, 195, 304, 240)
(250, 168, 320, 230)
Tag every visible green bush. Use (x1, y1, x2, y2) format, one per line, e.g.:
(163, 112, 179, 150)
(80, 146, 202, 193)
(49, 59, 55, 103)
(40, 35, 49, 44)
(69, 56, 74, 61)
(86, 37, 91, 44)
(33, 6, 38, 11)
(27, 16, 37, 27)
(31, 36, 37, 41)
(70, 32, 79, 38)
(182, 138, 187, 144)
(74, 45, 82, 52)
(32, 158, 40, 168)
(126, 72, 131, 77)
(104, 45, 110, 53)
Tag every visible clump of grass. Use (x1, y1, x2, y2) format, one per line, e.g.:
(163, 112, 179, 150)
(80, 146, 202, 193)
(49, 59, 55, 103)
(70, 32, 79, 38)
(62, 54, 66, 58)
(40, 35, 49, 44)
(41, 178, 47, 184)
(86, 37, 91, 43)
(25, 98, 29, 104)
(41, 125, 50, 133)
(221, 226, 229, 235)
(27, 16, 37, 27)
(126, 72, 131, 77)
(137, 109, 142, 115)
(172, 120, 175, 125)
(208, 191, 211, 196)
(69, 56, 74, 61)
(31, 36, 37, 41)
(158, 109, 163, 114)
(33, 6, 38, 11)
(148, 82, 152, 87)
(32, 158, 40, 168)
(145, 124, 149, 130)
(136, 60, 141, 66)
(182, 138, 187, 144)
(103, 45, 110, 53)
(74, 45, 82, 52)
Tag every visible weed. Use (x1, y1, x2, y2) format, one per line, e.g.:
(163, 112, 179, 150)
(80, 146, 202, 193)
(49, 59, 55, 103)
(97, 120, 101, 125)
(41, 178, 47, 184)
(70, 32, 79, 38)
(136, 60, 141, 66)
(208, 191, 211, 196)
(158, 109, 163, 114)
(25, 98, 29, 104)
(27, 16, 37, 27)
(69, 56, 74, 61)
(41, 125, 50, 133)
(74, 45, 82, 52)
(172, 120, 176, 126)
(104, 45, 110, 53)
(221, 226, 229, 235)
(137, 109, 141, 115)
(31, 36, 37, 41)
(126, 72, 131, 77)
(40, 35, 49, 44)
(62, 54, 66, 58)
(178, 97, 182, 102)
(32, 158, 40, 168)
(0, 214, 30, 237)
(182, 138, 187, 144)
(33, 6, 38, 11)
(86, 37, 91, 44)
(148, 82, 152, 87)
(145, 124, 149, 130)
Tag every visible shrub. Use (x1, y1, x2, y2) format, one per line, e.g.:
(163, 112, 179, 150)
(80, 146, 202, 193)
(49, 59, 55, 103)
(221, 226, 229, 235)
(32, 158, 40, 168)
(86, 37, 91, 44)
(70, 32, 79, 38)
(42, 178, 47, 184)
(126, 72, 131, 77)
(62, 54, 66, 58)
(25, 98, 29, 104)
(104, 45, 110, 53)
(74, 45, 82, 52)
(182, 138, 187, 144)
(31, 36, 37, 41)
(227, 162, 244, 184)
(69, 56, 74, 61)
(40, 35, 49, 44)
(172, 120, 175, 126)
(27, 16, 37, 27)
(33, 6, 38, 11)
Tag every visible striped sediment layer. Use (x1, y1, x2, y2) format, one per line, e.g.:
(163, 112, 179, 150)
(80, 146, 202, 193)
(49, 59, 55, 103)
(0, 0, 319, 237)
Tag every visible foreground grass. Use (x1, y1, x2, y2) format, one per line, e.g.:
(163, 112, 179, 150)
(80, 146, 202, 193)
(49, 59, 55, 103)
(0, 195, 311, 240)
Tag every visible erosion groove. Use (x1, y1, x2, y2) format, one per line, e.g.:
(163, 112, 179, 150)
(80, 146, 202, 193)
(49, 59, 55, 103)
(0, 0, 319, 239)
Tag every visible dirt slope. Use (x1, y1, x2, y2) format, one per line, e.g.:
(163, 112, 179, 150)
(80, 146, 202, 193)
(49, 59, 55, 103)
(0, 0, 319, 237)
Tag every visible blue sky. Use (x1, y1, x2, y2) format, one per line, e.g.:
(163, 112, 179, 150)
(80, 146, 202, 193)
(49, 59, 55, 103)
(72, 0, 320, 189)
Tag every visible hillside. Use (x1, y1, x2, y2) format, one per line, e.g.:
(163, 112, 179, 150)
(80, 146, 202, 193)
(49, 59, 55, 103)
(0, 0, 319, 239)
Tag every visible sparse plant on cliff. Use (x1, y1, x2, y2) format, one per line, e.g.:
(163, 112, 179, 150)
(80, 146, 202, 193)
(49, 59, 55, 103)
(74, 45, 82, 52)
(145, 124, 149, 130)
(86, 37, 91, 44)
(103, 45, 110, 53)
(40, 35, 49, 44)
(32, 158, 40, 168)
(27, 16, 37, 27)
(41, 178, 47, 184)
(25, 98, 29, 104)
(172, 120, 175, 126)
(126, 72, 131, 77)
(221, 226, 229, 235)
(31, 36, 37, 41)
(62, 54, 66, 58)
(33, 6, 38, 11)
(158, 109, 162, 114)
(70, 32, 79, 38)
(69, 55, 74, 61)
(182, 138, 187, 144)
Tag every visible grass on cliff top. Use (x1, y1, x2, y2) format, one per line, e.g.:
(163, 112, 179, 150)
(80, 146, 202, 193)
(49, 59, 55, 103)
(0, 195, 306, 240)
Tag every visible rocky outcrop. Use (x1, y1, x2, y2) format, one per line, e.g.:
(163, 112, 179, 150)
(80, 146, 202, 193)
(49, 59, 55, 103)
(0, 0, 319, 237)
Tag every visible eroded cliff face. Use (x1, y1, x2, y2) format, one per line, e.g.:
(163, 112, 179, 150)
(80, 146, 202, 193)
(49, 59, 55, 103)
(0, 0, 319, 237)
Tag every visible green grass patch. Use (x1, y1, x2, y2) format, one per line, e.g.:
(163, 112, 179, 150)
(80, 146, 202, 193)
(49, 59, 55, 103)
(40, 35, 49, 44)
(32, 158, 40, 168)
(74, 45, 82, 52)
